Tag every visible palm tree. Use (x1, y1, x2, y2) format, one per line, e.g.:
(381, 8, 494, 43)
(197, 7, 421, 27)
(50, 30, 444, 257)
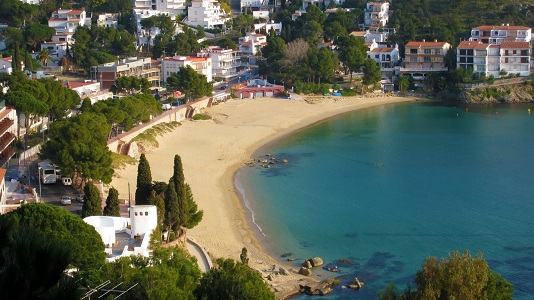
(39, 48, 50, 66)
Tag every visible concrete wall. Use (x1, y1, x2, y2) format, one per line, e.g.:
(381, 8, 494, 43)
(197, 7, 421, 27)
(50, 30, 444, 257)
(107, 97, 212, 153)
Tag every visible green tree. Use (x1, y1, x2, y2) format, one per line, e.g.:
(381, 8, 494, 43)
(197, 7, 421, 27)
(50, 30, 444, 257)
(414, 250, 512, 300)
(39, 112, 114, 183)
(39, 78, 81, 121)
(240, 247, 249, 265)
(182, 183, 203, 230)
(362, 58, 382, 85)
(167, 65, 213, 102)
(4, 90, 48, 135)
(135, 154, 152, 205)
(82, 181, 103, 218)
(196, 258, 275, 300)
(397, 76, 410, 92)
(1, 203, 105, 270)
(24, 51, 33, 72)
(85, 246, 200, 299)
(38, 48, 51, 67)
(24, 24, 55, 50)
(12, 43, 22, 72)
(103, 187, 121, 216)
(0, 218, 81, 300)
(164, 180, 180, 241)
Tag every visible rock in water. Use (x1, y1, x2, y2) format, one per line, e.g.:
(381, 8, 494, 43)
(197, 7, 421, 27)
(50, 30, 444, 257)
(311, 257, 324, 267)
(298, 267, 312, 276)
(302, 260, 312, 269)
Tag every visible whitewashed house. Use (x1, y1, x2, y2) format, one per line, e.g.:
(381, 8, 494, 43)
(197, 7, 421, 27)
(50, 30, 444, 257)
(470, 25, 532, 45)
(187, 0, 229, 28)
(161, 55, 213, 82)
(368, 44, 399, 69)
(64, 80, 113, 104)
(133, 0, 187, 15)
(48, 9, 90, 34)
(97, 13, 119, 29)
(239, 33, 267, 55)
(364, 2, 389, 28)
(253, 21, 282, 35)
(198, 46, 241, 78)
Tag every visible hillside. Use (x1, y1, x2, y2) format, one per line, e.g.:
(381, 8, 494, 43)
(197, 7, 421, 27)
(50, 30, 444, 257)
(389, 0, 534, 48)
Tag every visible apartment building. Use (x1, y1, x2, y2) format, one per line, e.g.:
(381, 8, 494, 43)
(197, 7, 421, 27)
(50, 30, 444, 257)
(470, 25, 532, 45)
(48, 9, 90, 34)
(90, 57, 161, 89)
(161, 55, 213, 83)
(133, 0, 187, 15)
(97, 13, 119, 29)
(188, 0, 229, 28)
(364, 2, 389, 28)
(0, 101, 18, 169)
(64, 81, 114, 104)
(239, 33, 267, 55)
(401, 40, 451, 85)
(198, 46, 241, 78)
(40, 41, 67, 66)
(456, 40, 531, 78)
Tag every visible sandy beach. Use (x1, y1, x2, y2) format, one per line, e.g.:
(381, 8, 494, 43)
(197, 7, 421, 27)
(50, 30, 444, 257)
(111, 94, 419, 297)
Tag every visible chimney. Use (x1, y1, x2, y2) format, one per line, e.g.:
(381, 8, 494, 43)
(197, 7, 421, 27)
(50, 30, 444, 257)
(434, 39, 438, 42)
(422, 39, 425, 42)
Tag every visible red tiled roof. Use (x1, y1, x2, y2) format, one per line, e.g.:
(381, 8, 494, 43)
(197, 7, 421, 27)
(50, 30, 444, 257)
(473, 25, 531, 31)
(370, 47, 395, 52)
(68, 10, 84, 15)
(406, 41, 449, 47)
(457, 41, 490, 49)
(164, 56, 209, 62)
(500, 42, 531, 48)
(63, 81, 99, 89)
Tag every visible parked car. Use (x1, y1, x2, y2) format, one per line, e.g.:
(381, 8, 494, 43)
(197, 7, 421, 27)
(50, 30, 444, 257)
(60, 196, 72, 205)
(62, 177, 72, 186)
(75, 194, 85, 203)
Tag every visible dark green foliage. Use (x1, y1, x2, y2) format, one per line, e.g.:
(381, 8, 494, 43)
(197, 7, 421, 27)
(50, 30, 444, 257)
(379, 250, 514, 300)
(167, 65, 213, 102)
(82, 247, 200, 299)
(24, 24, 55, 50)
(164, 181, 180, 239)
(240, 247, 249, 265)
(1, 203, 105, 270)
(111, 76, 152, 95)
(82, 181, 103, 218)
(0, 217, 81, 300)
(12, 43, 21, 72)
(39, 78, 81, 121)
(362, 58, 382, 85)
(103, 187, 121, 216)
(196, 258, 275, 300)
(192, 113, 212, 120)
(39, 112, 114, 183)
(147, 190, 166, 224)
(183, 183, 203, 229)
(135, 154, 152, 205)
(294, 82, 331, 94)
(24, 51, 33, 72)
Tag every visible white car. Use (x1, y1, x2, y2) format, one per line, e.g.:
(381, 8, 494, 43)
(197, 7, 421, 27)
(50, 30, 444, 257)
(60, 196, 72, 206)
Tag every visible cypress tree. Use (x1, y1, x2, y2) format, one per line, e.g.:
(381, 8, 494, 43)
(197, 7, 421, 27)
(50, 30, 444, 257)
(12, 44, 21, 72)
(164, 180, 179, 240)
(183, 183, 203, 229)
(82, 182, 102, 218)
(135, 154, 152, 205)
(103, 187, 121, 216)
(24, 51, 33, 72)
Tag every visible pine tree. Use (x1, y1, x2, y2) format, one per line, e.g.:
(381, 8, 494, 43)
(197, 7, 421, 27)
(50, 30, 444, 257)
(82, 182, 102, 218)
(183, 183, 203, 229)
(103, 187, 121, 216)
(135, 154, 152, 205)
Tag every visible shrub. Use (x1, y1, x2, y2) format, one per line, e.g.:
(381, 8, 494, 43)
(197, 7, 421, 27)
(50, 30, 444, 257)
(192, 113, 212, 120)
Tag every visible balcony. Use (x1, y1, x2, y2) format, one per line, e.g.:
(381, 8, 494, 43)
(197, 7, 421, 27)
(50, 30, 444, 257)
(0, 118, 14, 135)
(0, 146, 15, 168)
(0, 132, 15, 153)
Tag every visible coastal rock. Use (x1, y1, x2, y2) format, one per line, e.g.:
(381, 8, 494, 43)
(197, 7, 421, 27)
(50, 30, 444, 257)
(347, 277, 364, 290)
(279, 267, 290, 276)
(310, 257, 324, 267)
(298, 267, 312, 276)
(302, 260, 312, 269)
(299, 279, 334, 296)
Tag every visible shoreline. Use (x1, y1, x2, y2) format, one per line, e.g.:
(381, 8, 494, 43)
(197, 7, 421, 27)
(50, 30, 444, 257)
(110, 95, 421, 298)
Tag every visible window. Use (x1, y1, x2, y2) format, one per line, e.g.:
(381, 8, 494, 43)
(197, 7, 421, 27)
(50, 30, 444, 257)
(424, 49, 431, 54)
(145, 212, 148, 216)
(513, 50, 517, 55)
(375, 54, 379, 59)
(460, 49, 466, 55)
(135, 212, 138, 216)
(410, 49, 418, 54)
(435, 49, 441, 55)
(424, 56, 431, 62)
(521, 50, 528, 56)
(467, 50, 473, 56)
(410, 57, 417, 62)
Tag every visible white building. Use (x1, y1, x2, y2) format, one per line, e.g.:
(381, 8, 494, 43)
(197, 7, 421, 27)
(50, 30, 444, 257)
(187, 0, 229, 28)
(368, 44, 399, 69)
(470, 25, 532, 45)
(133, 0, 187, 15)
(161, 55, 213, 83)
(84, 205, 158, 262)
(198, 46, 241, 78)
(97, 13, 119, 29)
(51, 32, 74, 45)
(19, 0, 40, 4)
(401, 40, 451, 85)
(253, 22, 282, 35)
(40, 41, 67, 66)
(48, 9, 90, 34)
(239, 33, 267, 55)
(240, 0, 264, 11)
(0, 57, 15, 75)
(456, 40, 531, 78)
(364, 2, 389, 28)
(252, 10, 270, 20)
(64, 80, 113, 104)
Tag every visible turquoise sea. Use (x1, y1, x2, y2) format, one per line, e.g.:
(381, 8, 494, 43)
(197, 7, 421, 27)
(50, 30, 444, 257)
(235, 101, 534, 299)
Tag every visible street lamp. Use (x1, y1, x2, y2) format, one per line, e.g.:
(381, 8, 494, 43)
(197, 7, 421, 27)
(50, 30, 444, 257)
(38, 167, 42, 202)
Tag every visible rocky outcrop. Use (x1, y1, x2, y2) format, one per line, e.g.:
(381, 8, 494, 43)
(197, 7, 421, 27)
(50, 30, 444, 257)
(299, 278, 336, 296)
(347, 277, 365, 290)
(298, 267, 312, 276)
(450, 81, 534, 103)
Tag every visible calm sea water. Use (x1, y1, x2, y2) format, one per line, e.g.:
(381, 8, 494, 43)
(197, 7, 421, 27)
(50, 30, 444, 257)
(235, 102, 534, 299)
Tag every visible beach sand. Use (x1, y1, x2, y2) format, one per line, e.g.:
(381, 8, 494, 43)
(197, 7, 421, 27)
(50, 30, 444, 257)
(111, 94, 418, 298)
